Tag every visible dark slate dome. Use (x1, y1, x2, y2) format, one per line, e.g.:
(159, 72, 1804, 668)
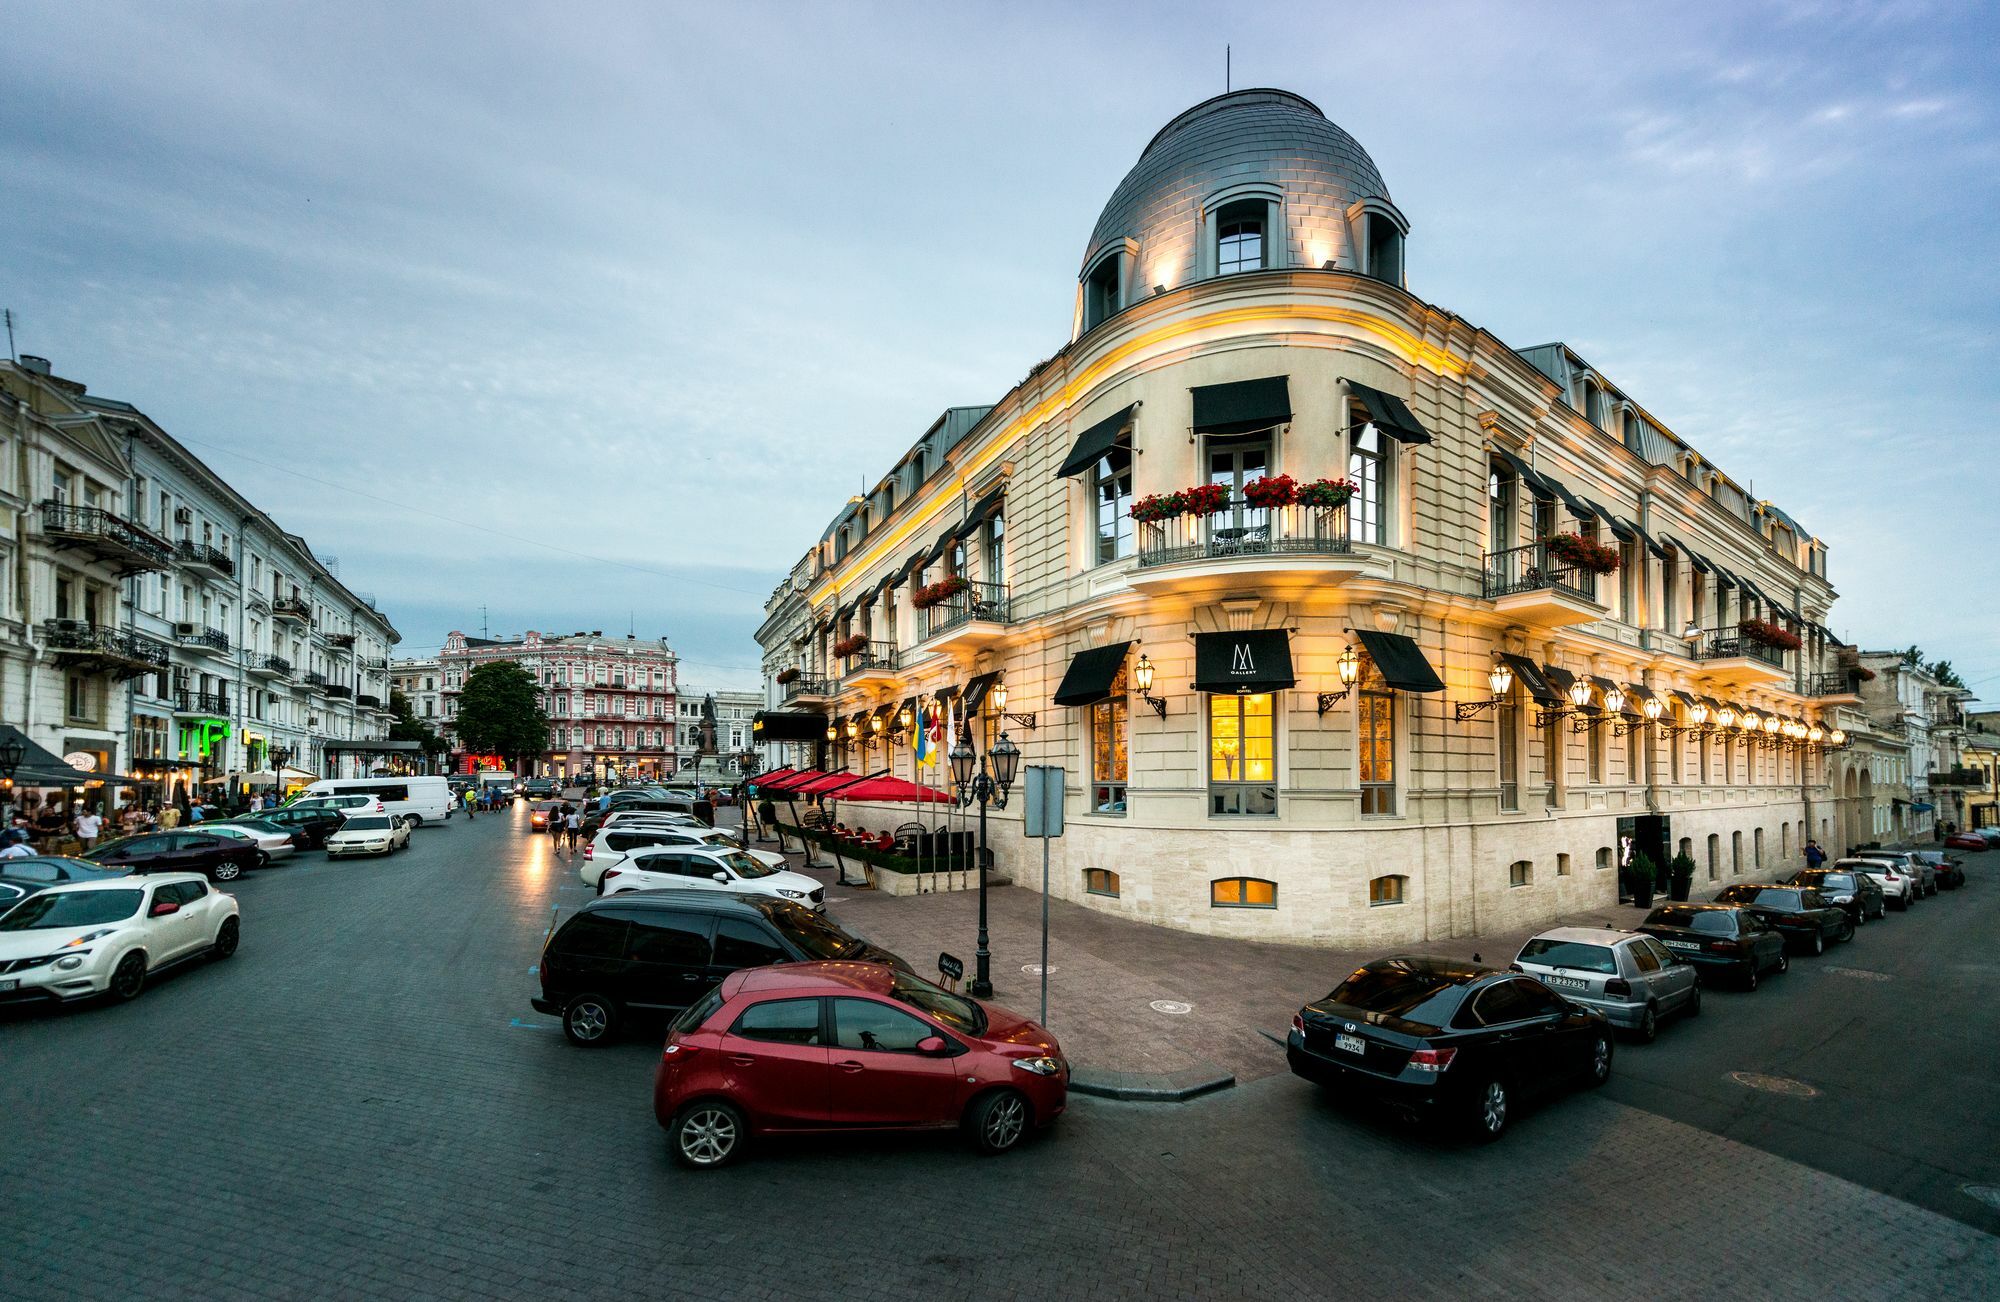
(1082, 89, 1395, 289)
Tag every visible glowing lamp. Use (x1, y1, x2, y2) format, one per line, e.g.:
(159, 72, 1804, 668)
(1488, 662, 1514, 697)
(1643, 697, 1664, 722)
(992, 681, 1007, 715)
(1133, 654, 1156, 695)
(1603, 688, 1626, 715)
(1716, 708, 1736, 729)
(1568, 680, 1593, 710)
(1690, 703, 1709, 726)
(1338, 645, 1360, 687)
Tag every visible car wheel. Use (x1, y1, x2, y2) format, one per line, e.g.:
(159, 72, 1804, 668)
(212, 858, 243, 883)
(407, 814, 423, 829)
(1853, 907, 1865, 928)
(1684, 983, 1702, 1018)
(1775, 952, 1789, 975)
(253, 849, 270, 869)
(562, 995, 617, 1046)
(108, 951, 147, 1002)
(1636, 1005, 1659, 1044)
(1744, 963, 1759, 992)
(1470, 1078, 1510, 1141)
(964, 1089, 1031, 1156)
(211, 916, 240, 960)
(670, 1100, 745, 1169)
(1892, 893, 1908, 911)
(1587, 1034, 1613, 1086)
(1809, 931, 1824, 957)
(1840, 918, 1855, 943)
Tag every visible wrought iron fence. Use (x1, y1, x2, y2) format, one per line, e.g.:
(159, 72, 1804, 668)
(839, 641, 899, 678)
(42, 619, 171, 668)
(781, 674, 832, 701)
(922, 581, 1011, 639)
(1693, 626, 1787, 669)
(1137, 499, 1352, 569)
(175, 689, 230, 715)
(1481, 540, 1598, 602)
(175, 539, 236, 575)
(180, 625, 229, 652)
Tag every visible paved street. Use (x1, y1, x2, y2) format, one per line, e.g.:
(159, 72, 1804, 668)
(3, 806, 1997, 1300)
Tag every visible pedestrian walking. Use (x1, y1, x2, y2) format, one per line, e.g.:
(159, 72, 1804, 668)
(73, 805, 103, 850)
(1804, 839, 1825, 869)
(463, 788, 477, 819)
(564, 806, 582, 853)
(160, 803, 182, 829)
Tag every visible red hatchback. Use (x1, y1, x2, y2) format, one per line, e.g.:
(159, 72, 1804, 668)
(653, 962, 1067, 1168)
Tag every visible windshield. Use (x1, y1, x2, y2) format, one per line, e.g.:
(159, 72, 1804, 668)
(890, 970, 988, 1034)
(1325, 961, 1466, 1027)
(767, 903, 864, 959)
(344, 817, 392, 830)
(1517, 939, 1617, 974)
(0, 889, 143, 930)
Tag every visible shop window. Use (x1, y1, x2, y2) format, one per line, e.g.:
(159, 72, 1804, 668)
(1208, 692, 1276, 816)
(1084, 868, 1120, 897)
(1211, 877, 1276, 909)
(1508, 860, 1533, 888)
(1358, 659, 1395, 814)
(1368, 874, 1405, 906)
(1091, 663, 1129, 815)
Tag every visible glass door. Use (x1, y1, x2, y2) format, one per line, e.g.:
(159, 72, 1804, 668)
(1206, 438, 1270, 548)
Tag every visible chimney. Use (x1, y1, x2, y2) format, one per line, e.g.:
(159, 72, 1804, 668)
(19, 355, 51, 376)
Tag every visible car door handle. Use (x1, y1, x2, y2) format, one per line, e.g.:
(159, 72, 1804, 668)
(835, 1060, 865, 1073)
(728, 1055, 755, 1067)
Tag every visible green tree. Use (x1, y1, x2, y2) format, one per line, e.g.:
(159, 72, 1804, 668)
(1901, 645, 1926, 668)
(1929, 659, 1966, 689)
(387, 689, 449, 762)
(453, 661, 550, 765)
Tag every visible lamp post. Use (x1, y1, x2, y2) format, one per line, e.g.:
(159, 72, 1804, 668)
(950, 724, 1020, 998)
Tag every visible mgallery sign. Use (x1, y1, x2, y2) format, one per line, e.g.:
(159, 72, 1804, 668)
(1191, 629, 1297, 695)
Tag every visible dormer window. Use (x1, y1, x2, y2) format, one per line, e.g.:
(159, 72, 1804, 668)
(1216, 199, 1267, 274)
(1083, 252, 1123, 331)
(1363, 212, 1403, 285)
(1579, 378, 1602, 428)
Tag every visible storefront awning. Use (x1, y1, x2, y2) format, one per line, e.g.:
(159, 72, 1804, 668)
(1346, 380, 1432, 445)
(1675, 541, 1714, 574)
(1193, 629, 1296, 695)
(1052, 642, 1131, 707)
(1055, 404, 1135, 479)
(753, 711, 828, 743)
(925, 524, 959, 564)
(1493, 448, 1556, 500)
(960, 672, 1000, 716)
(1353, 630, 1444, 693)
(931, 682, 961, 704)
(1670, 689, 1699, 707)
(1541, 664, 1577, 697)
(1499, 653, 1560, 705)
(1623, 519, 1666, 560)
(1192, 376, 1291, 436)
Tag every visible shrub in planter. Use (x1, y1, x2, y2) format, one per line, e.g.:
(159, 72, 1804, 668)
(1625, 853, 1657, 908)
(1296, 477, 1358, 511)
(1181, 482, 1230, 515)
(1738, 618, 1802, 652)
(1130, 491, 1187, 524)
(1545, 532, 1622, 574)
(775, 667, 800, 685)
(1668, 852, 1697, 902)
(911, 576, 969, 609)
(1241, 474, 1298, 509)
(831, 634, 867, 657)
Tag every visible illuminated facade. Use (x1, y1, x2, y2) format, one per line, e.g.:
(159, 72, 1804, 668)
(438, 629, 678, 780)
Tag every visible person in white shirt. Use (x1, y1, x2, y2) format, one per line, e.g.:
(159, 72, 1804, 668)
(73, 808, 103, 849)
(0, 829, 32, 858)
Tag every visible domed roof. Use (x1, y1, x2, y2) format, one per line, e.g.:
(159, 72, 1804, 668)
(1082, 89, 1393, 285)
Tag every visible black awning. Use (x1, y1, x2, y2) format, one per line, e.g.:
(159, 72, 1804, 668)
(1711, 564, 1739, 591)
(1192, 376, 1291, 436)
(1587, 504, 1636, 543)
(1623, 519, 1667, 560)
(1353, 630, 1444, 693)
(1347, 380, 1432, 445)
(1494, 449, 1556, 499)
(1500, 653, 1560, 705)
(931, 682, 961, 704)
(896, 695, 918, 727)
(1541, 663, 1577, 699)
(1624, 683, 1657, 705)
(1193, 629, 1295, 695)
(1545, 477, 1596, 523)
(954, 488, 1005, 540)
(893, 551, 925, 583)
(960, 671, 1000, 716)
(925, 524, 959, 563)
(1671, 689, 1699, 707)
(1052, 642, 1131, 707)
(1055, 404, 1135, 479)
(753, 711, 828, 742)
(1676, 541, 1713, 574)
(1588, 675, 1620, 699)
(870, 701, 899, 723)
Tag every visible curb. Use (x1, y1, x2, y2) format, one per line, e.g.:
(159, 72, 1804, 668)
(1068, 1065, 1236, 1103)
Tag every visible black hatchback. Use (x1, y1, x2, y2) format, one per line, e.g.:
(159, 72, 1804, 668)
(533, 890, 911, 1046)
(1714, 885, 1852, 955)
(1287, 956, 1612, 1142)
(1783, 868, 1885, 925)
(253, 806, 345, 850)
(1637, 904, 1788, 989)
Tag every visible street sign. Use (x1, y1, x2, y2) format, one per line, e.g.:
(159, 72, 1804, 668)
(1023, 765, 1065, 839)
(937, 952, 964, 983)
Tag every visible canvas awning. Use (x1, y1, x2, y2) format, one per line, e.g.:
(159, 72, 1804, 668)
(1541, 664, 1577, 698)
(1193, 629, 1295, 695)
(828, 775, 953, 805)
(954, 487, 1005, 540)
(1346, 380, 1432, 444)
(753, 711, 828, 743)
(1499, 653, 1560, 705)
(1055, 404, 1135, 479)
(1353, 630, 1444, 693)
(960, 672, 1000, 717)
(1052, 642, 1131, 708)
(1192, 376, 1291, 436)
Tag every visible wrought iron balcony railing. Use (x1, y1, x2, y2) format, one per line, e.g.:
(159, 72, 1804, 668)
(262, 654, 293, 675)
(175, 539, 236, 576)
(42, 619, 172, 670)
(39, 501, 175, 571)
(304, 670, 330, 689)
(839, 641, 900, 678)
(1137, 499, 1353, 569)
(1692, 626, 1788, 669)
(272, 597, 312, 624)
(178, 625, 230, 653)
(1481, 540, 1599, 602)
(175, 690, 230, 715)
(1806, 671, 1864, 697)
(921, 581, 1012, 640)
(781, 674, 832, 701)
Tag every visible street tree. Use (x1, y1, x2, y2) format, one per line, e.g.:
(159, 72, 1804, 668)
(388, 689, 450, 765)
(453, 661, 550, 766)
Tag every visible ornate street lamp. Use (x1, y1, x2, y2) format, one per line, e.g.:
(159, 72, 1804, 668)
(1318, 645, 1363, 716)
(1132, 653, 1167, 719)
(1454, 659, 1516, 721)
(951, 725, 1019, 998)
(0, 734, 26, 783)
(992, 677, 1037, 731)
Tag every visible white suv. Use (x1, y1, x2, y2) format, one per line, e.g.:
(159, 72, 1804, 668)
(599, 845, 825, 909)
(581, 826, 784, 888)
(0, 874, 239, 1005)
(1834, 857, 1914, 911)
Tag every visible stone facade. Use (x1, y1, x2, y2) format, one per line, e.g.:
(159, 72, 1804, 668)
(438, 629, 677, 780)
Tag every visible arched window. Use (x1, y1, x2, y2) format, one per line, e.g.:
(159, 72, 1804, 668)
(1508, 860, 1533, 888)
(1579, 378, 1602, 428)
(1368, 874, 1406, 906)
(1211, 876, 1276, 908)
(1595, 846, 1613, 872)
(1083, 868, 1120, 897)
(1215, 199, 1267, 275)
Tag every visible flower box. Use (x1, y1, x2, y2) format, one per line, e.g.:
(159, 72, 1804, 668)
(775, 667, 800, 685)
(1296, 477, 1357, 511)
(1181, 482, 1230, 516)
(1241, 474, 1297, 509)
(1130, 491, 1187, 524)
(832, 634, 867, 658)
(1738, 619, 1802, 652)
(911, 576, 969, 610)
(1544, 532, 1621, 574)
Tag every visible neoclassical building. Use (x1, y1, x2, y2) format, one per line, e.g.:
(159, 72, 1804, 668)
(756, 89, 1861, 944)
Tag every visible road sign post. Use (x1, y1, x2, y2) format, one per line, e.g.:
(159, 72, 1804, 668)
(1022, 765, 1065, 1025)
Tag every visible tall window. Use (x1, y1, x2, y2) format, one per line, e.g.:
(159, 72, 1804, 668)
(1083, 254, 1121, 331)
(1208, 693, 1276, 816)
(1207, 436, 1270, 535)
(1365, 213, 1404, 285)
(1358, 661, 1395, 814)
(1533, 494, 1558, 546)
(1094, 446, 1133, 564)
(1542, 713, 1563, 808)
(1618, 541, 1639, 622)
(984, 514, 1005, 588)
(1091, 664, 1129, 815)
(1662, 548, 1679, 634)
(1348, 420, 1388, 544)
(1497, 684, 1520, 811)
(1587, 713, 1605, 784)
(1215, 199, 1266, 274)
(1488, 463, 1515, 554)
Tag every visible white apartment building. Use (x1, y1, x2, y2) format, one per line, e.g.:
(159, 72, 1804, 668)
(391, 656, 443, 724)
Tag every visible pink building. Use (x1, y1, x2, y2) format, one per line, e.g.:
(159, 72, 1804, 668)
(439, 629, 679, 780)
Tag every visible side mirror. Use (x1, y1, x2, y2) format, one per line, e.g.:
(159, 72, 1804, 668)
(149, 899, 180, 917)
(712, 872, 730, 884)
(916, 1036, 949, 1056)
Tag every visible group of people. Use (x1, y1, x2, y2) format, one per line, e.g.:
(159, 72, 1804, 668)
(3, 786, 310, 856)
(545, 803, 585, 852)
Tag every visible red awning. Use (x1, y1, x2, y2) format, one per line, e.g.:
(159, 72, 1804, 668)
(744, 767, 799, 787)
(787, 771, 866, 796)
(829, 775, 954, 805)
(758, 769, 828, 793)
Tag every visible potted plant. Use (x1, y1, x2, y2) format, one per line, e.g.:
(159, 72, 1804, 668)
(775, 667, 800, 686)
(1668, 851, 1696, 902)
(831, 634, 866, 658)
(1130, 491, 1187, 524)
(1181, 482, 1230, 516)
(911, 576, 969, 610)
(1544, 532, 1622, 574)
(1738, 618, 1803, 651)
(1241, 473, 1298, 509)
(1625, 853, 1656, 909)
(1296, 477, 1358, 511)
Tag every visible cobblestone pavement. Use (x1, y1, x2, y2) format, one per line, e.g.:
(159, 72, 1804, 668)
(2, 806, 1995, 1300)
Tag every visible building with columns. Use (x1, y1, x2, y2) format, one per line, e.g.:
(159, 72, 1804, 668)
(755, 88, 1865, 945)
(438, 629, 678, 780)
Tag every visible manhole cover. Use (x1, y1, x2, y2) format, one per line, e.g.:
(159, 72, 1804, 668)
(1149, 1000, 1192, 1015)
(1729, 1071, 1820, 1098)
(1820, 966, 1892, 982)
(1964, 1185, 2000, 1213)
(1022, 964, 1057, 976)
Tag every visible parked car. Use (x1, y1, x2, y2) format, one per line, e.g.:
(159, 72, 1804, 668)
(1636, 904, 1789, 989)
(582, 826, 784, 887)
(1783, 868, 1885, 924)
(1286, 956, 1612, 1141)
(0, 874, 238, 1005)
(1909, 850, 1964, 889)
(0, 878, 47, 916)
(653, 961, 1065, 1168)
(598, 810, 706, 833)
(523, 778, 559, 800)
(0, 855, 133, 887)
(1944, 831, 1988, 851)
(533, 890, 911, 1046)
(325, 814, 412, 858)
(1712, 885, 1853, 955)
(1511, 928, 1699, 1042)
(84, 831, 262, 883)
(253, 806, 345, 850)
(202, 822, 296, 864)
(286, 794, 385, 819)
(294, 777, 454, 826)
(1836, 856, 1916, 910)
(602, 846, 825, 909)
(1863, 852, 1937, 897)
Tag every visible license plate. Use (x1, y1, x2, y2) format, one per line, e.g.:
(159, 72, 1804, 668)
(1334, 1032, 1365, 1055)
(1663, 940, 1699, 951)
(1543, 973, 1588, 990)
(0, 979, 15, 992)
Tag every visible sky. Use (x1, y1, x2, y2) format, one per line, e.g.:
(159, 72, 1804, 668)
(3, 1, 1996, 698)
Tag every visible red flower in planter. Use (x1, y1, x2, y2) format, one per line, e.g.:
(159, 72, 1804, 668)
(1296, 477, 1357, 511)
(832, 634, 867, 658)
(775, 667, 800, 685)
(1242, 474, 1298, 509)
(1130, 491, 1187, 524)
(911, 576, 970, 610)
(1738, 619, 1802, 651)
(1181, 482, 1230, 515)
(1544, 532, 1622, 574)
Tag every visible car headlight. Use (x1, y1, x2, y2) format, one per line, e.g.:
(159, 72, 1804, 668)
(1012, 1056, 1064, 1077)
(66, 928, 116, 948)
(776, 889, 806, 899)
(1831, 894, 1852, 903)
(54, 954, 87, 971)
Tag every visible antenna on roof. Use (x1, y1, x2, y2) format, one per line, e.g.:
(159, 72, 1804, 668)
(2, 308, 14, 361)
(479, 604, 489, 639)
(1225, 44, 1231, 92)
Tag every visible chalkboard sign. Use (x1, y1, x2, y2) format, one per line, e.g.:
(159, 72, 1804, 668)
(937, 952, 964, 982)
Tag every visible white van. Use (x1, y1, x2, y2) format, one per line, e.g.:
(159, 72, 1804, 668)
(293, 777, 454, 826)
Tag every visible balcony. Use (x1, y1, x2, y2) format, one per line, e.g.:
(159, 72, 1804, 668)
(838, 641, 901, 690)
(1928, 768, 1987, 788)
(1481, 541, 1605, 628)
(1131, 500, 1368, 594)
(779, 674, 833, 705)
(356, 693, 382, 709)
(175, 539, 236, 579)
(173, 690, 230, 718)
(249, 654, 293, 679)
(272, 597, 312, 626)
(42, 619, 171, 679)
(39, 501, 175, 575)
(912, 581, 1014, 655)
(1691, 625, 1791, 687)
(328, 632, 356, 649)
(324, 684, 354, 700)
(1805, 670, 1865, 705)
(362, 657, 388, 670)
(175, 624, 231, 657)
(303, 671, 330, 692)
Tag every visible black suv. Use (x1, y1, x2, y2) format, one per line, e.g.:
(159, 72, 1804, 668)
(533, 890, 910, 1046)
(1637, 904, 1789, 990)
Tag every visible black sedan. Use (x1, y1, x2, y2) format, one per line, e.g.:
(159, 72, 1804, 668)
(1783, 868, 1885, 924)
(83, 831, 261, 883)
(1713, 885, 1853, 955)
(1910, 851, 1964, 890)
(1287, 955, 1611, 1142)
(0, 855, 131, 886)
(253, 806, 345, 849)
(1637, 904, 1788, 989)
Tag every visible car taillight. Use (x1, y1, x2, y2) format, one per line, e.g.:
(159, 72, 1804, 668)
(1408, 1047, 1457, 1073)
(1710, 939, 1739, 953)
(583, 844, 593, 859)
(603, 869, 620, 881)
(1291, 1013, 1306, 1037)
(1604, 978, 1630, 996)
